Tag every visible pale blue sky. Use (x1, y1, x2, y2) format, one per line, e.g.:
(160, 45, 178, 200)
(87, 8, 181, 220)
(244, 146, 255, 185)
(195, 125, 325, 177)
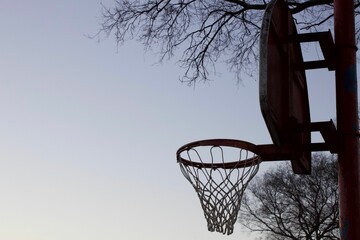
(0, 1, 345, 240)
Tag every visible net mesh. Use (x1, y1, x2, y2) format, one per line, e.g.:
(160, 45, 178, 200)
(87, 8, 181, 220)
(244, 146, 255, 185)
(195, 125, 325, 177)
(178, 144, 261, 235)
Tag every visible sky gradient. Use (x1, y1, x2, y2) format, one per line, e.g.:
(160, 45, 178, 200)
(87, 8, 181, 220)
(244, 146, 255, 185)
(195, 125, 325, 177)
(0, 1, 347, 240)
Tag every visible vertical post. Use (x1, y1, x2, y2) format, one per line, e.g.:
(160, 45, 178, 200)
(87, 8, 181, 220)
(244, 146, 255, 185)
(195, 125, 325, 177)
(334, 0, 360, 239)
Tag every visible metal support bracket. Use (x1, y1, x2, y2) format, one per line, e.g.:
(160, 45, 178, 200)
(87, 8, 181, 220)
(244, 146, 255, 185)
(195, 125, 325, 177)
(257, 120, 338, 162)
(300, 120, 338, 153)
(289, 30, 336, 71)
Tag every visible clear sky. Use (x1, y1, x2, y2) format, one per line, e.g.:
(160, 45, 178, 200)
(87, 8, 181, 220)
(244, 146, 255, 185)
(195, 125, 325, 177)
(0, 1, 348, 240)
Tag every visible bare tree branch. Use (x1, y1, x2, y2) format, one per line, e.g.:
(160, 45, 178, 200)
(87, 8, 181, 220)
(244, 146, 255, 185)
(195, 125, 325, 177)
(239, 154, 339, 239)
(98, 0, 360, 84)
(288, 0, 333, 14)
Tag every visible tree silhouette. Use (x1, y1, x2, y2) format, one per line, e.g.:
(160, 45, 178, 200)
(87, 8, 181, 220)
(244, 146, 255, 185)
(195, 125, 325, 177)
(99, 0, 360, 84)
(239, 154, 339, 239)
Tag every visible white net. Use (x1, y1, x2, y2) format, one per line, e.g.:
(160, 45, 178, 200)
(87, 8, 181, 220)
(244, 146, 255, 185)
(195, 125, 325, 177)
(178, 143, 261, 235)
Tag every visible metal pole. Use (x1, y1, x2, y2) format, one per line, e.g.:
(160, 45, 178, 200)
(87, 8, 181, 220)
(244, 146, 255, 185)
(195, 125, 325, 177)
(333, 0, 360, 239)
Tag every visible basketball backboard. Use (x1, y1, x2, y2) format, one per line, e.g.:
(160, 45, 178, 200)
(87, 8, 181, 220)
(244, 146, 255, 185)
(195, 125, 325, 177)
(259, 0, 311, 174)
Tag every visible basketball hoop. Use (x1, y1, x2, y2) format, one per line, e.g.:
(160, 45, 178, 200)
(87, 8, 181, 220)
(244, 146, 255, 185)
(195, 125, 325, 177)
(176, 0, 340, 234)
(176, 139, 261, 235)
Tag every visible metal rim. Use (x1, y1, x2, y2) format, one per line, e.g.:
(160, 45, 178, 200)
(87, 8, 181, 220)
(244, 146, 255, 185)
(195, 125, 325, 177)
(176, 139, 261, 169)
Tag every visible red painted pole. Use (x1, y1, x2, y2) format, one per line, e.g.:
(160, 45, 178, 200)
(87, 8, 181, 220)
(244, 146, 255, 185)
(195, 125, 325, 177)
(333, 0, 360, 239)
